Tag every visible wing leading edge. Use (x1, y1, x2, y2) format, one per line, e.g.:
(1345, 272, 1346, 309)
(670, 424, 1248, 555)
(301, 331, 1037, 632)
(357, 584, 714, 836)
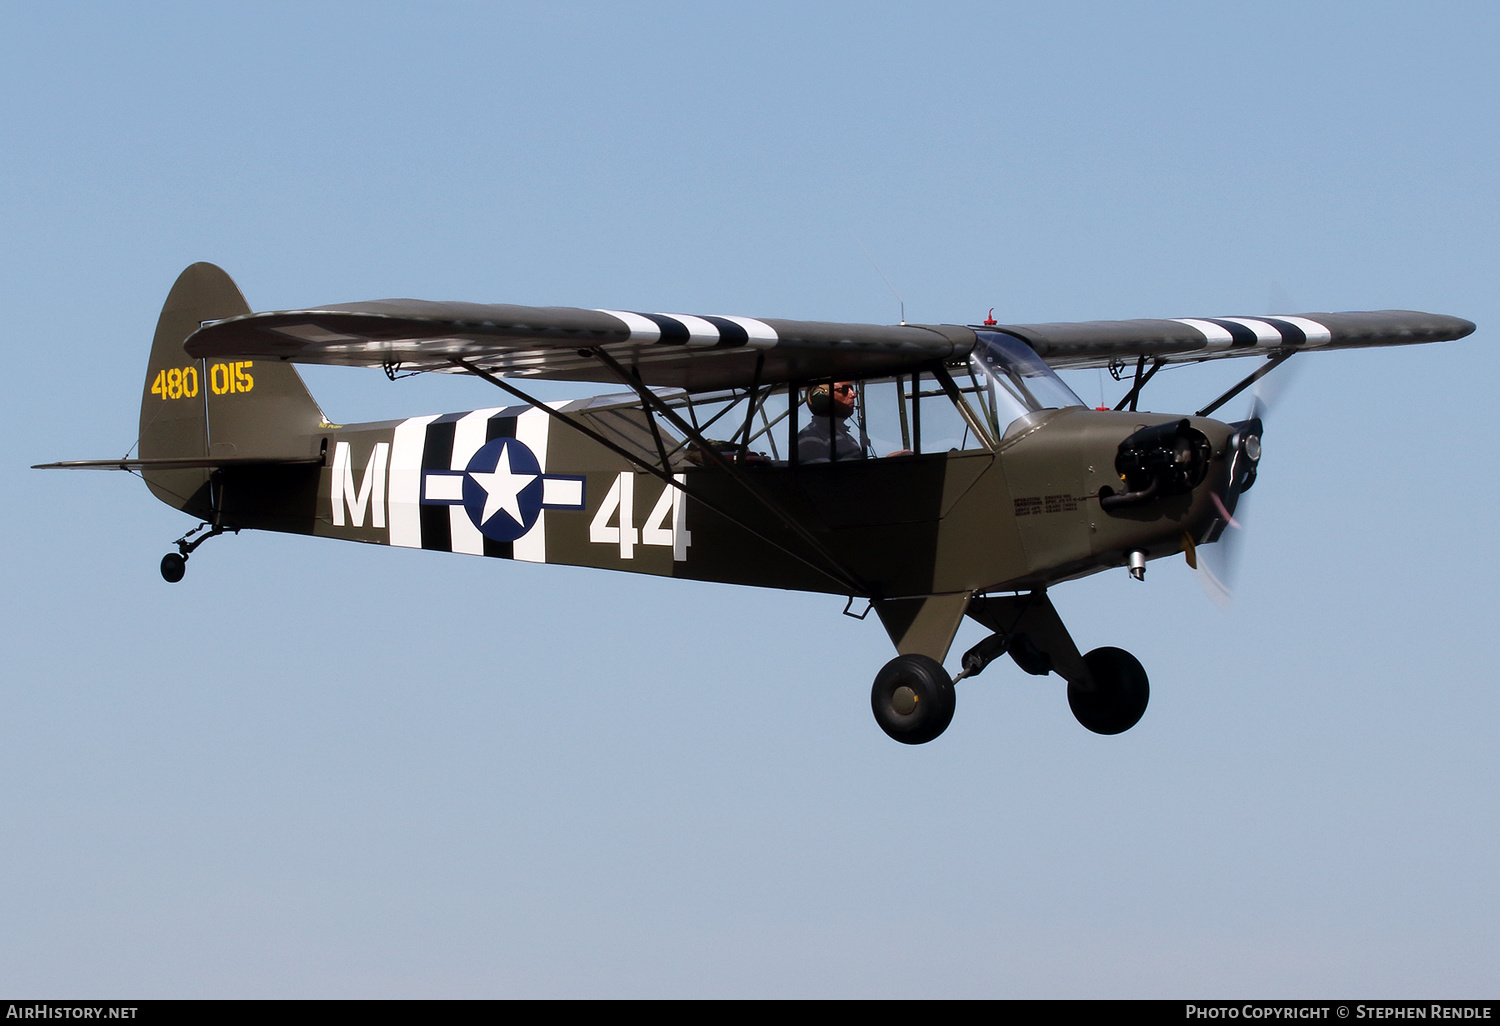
(183, 297, 1474, 391)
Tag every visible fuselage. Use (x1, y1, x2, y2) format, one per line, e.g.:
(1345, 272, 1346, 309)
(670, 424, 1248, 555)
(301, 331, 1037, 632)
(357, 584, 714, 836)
(204, 400, 1237, 601)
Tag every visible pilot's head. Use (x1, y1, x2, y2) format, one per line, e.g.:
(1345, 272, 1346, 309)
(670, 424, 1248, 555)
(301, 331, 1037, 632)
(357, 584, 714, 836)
(807, 381, 857, 419)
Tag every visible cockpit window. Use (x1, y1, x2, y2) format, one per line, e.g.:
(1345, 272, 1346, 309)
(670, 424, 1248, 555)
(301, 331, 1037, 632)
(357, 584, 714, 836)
(609, 336, 1084, 470)
(968, 330, 1085, 435)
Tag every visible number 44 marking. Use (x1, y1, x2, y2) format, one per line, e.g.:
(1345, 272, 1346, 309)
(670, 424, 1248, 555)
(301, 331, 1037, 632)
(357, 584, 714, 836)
(589, 472, 691, 561)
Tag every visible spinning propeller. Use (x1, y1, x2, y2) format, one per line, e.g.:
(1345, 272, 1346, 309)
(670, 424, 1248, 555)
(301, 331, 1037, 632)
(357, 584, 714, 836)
(1195, 361, 1296, 606)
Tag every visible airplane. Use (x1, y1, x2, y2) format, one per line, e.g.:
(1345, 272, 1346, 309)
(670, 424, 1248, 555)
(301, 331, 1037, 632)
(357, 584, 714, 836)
(36, 263, 1475, 744)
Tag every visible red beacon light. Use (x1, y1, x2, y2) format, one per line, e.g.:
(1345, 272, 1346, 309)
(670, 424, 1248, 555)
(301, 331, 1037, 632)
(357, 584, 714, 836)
(983, 308, 998, 326)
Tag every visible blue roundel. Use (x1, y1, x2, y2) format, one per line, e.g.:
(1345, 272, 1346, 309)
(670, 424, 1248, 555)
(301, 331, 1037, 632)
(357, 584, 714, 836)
(461, 438, 545, 541)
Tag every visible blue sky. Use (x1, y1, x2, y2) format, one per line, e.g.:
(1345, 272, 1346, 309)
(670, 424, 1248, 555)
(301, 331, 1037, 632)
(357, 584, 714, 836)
(2, 2, 1496, 997)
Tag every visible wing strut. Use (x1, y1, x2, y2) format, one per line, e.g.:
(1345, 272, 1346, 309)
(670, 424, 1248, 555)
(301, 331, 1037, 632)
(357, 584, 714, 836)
(1196, 351, 1296, 418)
(733, 353, 766, 456)
(582, 347, 877, 597)
(1114, 357, 1165, 412)
(450, 358, 872, 597)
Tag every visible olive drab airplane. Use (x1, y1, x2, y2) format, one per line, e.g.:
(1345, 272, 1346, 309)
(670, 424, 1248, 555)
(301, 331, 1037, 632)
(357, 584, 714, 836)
(37, 263, 1475, 744)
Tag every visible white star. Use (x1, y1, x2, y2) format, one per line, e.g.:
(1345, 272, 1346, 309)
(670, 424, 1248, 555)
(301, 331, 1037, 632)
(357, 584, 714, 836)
(467, 442, 537, 529)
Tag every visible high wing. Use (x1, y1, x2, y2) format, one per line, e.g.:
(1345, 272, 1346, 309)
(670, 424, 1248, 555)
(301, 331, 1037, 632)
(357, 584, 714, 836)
(184, 300, 1474, 391)
(184, 301, 973, 393)
(993, 309, 1475, 371)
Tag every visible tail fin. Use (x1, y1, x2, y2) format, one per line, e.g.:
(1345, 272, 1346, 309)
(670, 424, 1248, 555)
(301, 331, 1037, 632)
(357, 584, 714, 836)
(140, 263, 326, 514)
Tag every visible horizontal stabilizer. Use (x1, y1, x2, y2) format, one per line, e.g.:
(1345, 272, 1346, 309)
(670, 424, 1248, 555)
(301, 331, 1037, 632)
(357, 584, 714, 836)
(34, 456, 323, 471)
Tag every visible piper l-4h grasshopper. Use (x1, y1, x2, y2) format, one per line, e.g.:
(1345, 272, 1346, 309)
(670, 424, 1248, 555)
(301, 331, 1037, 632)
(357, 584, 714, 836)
(38, 263, 1475, 744)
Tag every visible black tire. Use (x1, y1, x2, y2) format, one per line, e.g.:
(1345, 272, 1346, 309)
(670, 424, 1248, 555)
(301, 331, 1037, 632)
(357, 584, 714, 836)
(871, 654, 956, 745)
(1068, 646, 1149, 735)
(160, 552, 186, 583)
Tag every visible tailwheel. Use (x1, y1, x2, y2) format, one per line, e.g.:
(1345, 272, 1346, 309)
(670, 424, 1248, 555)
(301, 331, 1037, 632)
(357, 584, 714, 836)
(160, 552, 186, 583)
(1068, 646, 1149, 735)
(157, 521, 237, 584)
(871, 654, 956, 745)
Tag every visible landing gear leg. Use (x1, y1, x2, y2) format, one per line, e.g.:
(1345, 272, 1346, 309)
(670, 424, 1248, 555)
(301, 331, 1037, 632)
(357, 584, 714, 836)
(159, 521, 238, 583)
(1068, 647, 1150, 735)
(870, 654, 956, 745)
(966, 591, 1151, 735)
(953, 631, 1008, 683)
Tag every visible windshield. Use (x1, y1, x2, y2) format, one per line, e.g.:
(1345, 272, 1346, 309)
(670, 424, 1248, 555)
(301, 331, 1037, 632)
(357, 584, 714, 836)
(967, 330, 1084, 434)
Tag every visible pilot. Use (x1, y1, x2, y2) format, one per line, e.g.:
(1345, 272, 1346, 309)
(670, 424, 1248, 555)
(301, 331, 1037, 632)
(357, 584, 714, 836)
(797, 381, 867, 463)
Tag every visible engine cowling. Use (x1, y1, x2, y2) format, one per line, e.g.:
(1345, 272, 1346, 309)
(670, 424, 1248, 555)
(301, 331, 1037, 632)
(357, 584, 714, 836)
(1099, 418, 1212, 511)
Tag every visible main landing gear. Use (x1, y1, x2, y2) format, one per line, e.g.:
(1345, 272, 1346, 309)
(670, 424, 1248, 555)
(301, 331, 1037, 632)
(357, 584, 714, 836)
(159, 522, 237, 583)
(871, 654, 957, 745)
(1068, 647, 1149, 735)
(868, 591, 1150, 744)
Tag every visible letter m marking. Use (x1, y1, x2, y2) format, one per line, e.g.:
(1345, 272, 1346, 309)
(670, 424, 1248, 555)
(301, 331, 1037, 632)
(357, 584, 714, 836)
(331, 441, 390, 528)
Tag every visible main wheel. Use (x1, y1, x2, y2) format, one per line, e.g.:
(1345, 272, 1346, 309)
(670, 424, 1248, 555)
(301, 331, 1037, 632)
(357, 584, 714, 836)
(160, 552, 186, 583)
(871, 654, 956, 745)
(1068, 646, 1149, 735)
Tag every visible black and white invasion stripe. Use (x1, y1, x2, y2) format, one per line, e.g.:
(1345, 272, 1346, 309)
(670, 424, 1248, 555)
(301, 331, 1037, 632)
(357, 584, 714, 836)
(597, 310, 779, 349)
(1172, 316, 1332, 352)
